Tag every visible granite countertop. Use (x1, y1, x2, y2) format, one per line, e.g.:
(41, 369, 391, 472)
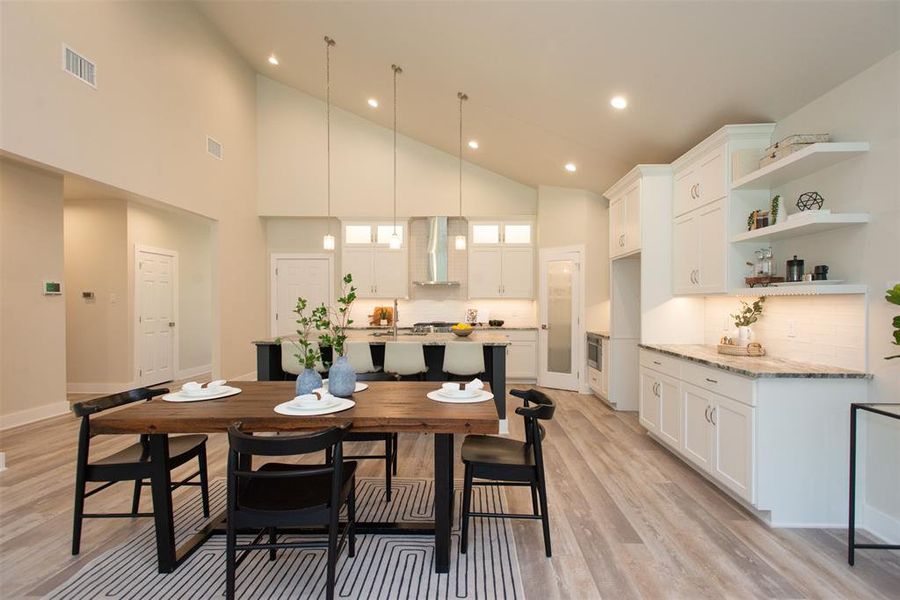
(254, 330, 511, 346)
(345, 325, 538, 331)
(639, 344, 872, 379)
(587, 330, 610, 339)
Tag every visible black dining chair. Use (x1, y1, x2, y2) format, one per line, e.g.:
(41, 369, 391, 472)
(226, 422, 357, 600)
(460, 388, 555, 557)
(71, 387, 210, 555)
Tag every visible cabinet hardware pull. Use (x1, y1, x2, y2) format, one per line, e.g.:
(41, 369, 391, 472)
(653, 360, 661, 365)
(705, 377, 718, 384)
(704, 406, 711, 423)
(696, 183, 700, 197)
(710, 407, 717, 426)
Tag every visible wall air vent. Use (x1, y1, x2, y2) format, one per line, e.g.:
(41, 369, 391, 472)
(62, 44, 96, 88)
(206, 136, 223, 160)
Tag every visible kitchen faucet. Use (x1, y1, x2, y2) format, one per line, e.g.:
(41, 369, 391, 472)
(393, 298, 399, 338)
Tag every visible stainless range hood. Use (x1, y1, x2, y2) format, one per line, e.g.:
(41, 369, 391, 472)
(413, 216, 461, 286)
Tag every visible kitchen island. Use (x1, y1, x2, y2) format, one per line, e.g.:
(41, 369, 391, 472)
(253, 330, 512, 424)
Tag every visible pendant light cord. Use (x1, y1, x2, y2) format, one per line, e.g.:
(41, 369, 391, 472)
(458, 92, 467, 219)
(392, 64, 402, 233)
(325, 36, 335, 233)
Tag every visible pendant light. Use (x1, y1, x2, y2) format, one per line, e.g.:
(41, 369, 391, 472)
(322, 36, 336, 251)
(455, 92, 468, 250)
(389, 64, 403, 250)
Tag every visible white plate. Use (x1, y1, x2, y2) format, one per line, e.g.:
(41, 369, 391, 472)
(274, 398, 356, 416)
(438, 387, 482, 399)
(163, 386, 241, 402)
(427, 390, 494, 404)
(772, 280, 845, 286)
(316, 381, 369, 396)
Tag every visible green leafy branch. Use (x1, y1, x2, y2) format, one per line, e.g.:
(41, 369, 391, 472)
(886, 284, 900, 360)
(732, 297, 765, 328)
(292, 297, 321, 370)
(314, 273, 357, 362)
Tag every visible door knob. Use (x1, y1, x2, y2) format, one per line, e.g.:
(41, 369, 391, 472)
(541, 324, 548, 330)
(168, 322, 176, 327)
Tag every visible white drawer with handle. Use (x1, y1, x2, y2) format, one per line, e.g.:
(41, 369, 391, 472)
(681, 361, 755, 406)
(639, 349, 682, 380)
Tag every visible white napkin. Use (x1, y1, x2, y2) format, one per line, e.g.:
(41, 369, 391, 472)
(181, 381, 201, 393)
(467, 378, 484, 391)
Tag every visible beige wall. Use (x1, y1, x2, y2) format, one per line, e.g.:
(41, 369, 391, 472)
(63, 197, 214, 387)
(257, 76, 538, 218)
(0, 1, 267, 386)
(64, 198, 130, 385)
(537, 186, 610, 332)
(770, 51, 900, 541)
(0, 160, 68, 427)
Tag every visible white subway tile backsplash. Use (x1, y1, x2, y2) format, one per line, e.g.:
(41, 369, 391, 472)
(704, 294, 866, 370)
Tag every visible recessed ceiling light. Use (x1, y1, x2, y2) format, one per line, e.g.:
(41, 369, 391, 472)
(268, 54, 279, 66)
(565, 163, 577, 173)
(367, 98, 379, 108)
(468, 140, 479, 149)
(610, 95, 627, 109)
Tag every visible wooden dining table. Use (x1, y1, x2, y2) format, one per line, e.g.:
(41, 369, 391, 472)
(89, 381, 500, 575)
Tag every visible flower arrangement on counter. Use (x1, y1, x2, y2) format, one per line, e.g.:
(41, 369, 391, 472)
(886, 284, 900, 360)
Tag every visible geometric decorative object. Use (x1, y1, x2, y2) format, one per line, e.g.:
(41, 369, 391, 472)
(796, 191, 825, 211)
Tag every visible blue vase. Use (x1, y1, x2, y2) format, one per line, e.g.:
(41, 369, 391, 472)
(327, 355, 357, 398)
(295, 368, 323, 396)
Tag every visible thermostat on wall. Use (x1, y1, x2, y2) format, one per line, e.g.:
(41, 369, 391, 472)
(43, 281, 62, 295)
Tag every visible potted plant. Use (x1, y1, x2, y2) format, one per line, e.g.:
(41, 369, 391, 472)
(886, 284, 900, 360)
(314, 273, 358, 397)
(291, 297, 324, 395)
(379, 307, 389, 327)
(770, 195, 781, 226)
(731, 296, 765, 347)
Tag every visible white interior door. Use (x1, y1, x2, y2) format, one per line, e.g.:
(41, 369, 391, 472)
(272, 255, 333, 337)
(136, 247, 176, 386)
(538, 248, 582, 390)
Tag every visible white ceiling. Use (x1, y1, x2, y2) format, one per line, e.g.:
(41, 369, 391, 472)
(196, 1, 899, 194)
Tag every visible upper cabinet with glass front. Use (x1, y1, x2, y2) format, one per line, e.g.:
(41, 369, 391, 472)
(341, 220, 408, 298)
(467, 220, 535, 298)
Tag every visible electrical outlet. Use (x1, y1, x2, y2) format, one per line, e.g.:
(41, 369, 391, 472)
(787, 320, 797, 338)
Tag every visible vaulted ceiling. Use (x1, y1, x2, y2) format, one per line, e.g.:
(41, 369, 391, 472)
(196, 1, 899, 193)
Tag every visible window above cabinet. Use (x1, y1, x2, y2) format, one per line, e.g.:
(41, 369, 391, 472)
(342, 220, 406, 248)
(469, 220, 534, 246)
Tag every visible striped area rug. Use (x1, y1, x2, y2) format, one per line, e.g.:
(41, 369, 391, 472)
(49, 478, 523, 599)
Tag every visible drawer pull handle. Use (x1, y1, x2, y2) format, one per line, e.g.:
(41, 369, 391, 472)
(653, 360, 661, 365)
(705, 377, 718, 384)
(704, 406, 711, 423)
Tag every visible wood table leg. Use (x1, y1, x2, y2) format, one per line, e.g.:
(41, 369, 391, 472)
(434, 433, 454, 573)
(149, 434, 177, 573)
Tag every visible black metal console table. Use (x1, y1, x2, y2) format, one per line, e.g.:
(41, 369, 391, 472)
(848, 402, 900, 565)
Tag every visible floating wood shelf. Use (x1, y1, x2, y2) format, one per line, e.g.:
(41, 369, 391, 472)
(731, 142, 870, 190)
(730, 212, 869, 243)
(731, 284, 868, 297)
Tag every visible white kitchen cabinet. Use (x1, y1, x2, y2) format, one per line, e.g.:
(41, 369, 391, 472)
(600, 338, 609, 398)
(468, 224, 534, 299)
(506, 330, 538, 381)
(657, 373, 681, 449)
(673, 146, 727, 217)
(341, 222, 408, 298)
(680, 383, 716, 472)
(639, 369, 661, 434)
(672, 198, 727, 295)
(608, 181, 641, 259)
(711, 394, 754, 501)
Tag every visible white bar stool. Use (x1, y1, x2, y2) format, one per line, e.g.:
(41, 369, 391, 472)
(443, 342, 485, 377)
(384, 342, 428, 378)
(345, 340, 379, 374)
(280, 340, 325, 377)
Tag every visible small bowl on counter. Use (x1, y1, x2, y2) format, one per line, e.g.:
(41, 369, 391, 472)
(488, 319, 505, 327)
(451, 324, 474, 337)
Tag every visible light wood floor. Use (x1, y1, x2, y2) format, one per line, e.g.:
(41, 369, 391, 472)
(1, 387, 897, 598)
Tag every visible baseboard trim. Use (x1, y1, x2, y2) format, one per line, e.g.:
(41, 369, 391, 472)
(176, 364, 213, 380)
(0, 401, 70, 431)
(229, 370, 257, 382)
(861, 501, 900, 545)
(66, 381, 136, 394)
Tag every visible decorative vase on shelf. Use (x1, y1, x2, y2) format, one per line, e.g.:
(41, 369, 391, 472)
(295, 368, 323, 396)
(737, 326, 753, 347)
(327, 355, 357, 397)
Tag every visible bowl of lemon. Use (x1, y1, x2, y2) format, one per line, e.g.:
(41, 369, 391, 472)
(450, 323, 474, 337)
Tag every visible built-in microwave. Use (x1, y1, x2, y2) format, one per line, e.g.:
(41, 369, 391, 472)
(586, 332, 602, 371)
